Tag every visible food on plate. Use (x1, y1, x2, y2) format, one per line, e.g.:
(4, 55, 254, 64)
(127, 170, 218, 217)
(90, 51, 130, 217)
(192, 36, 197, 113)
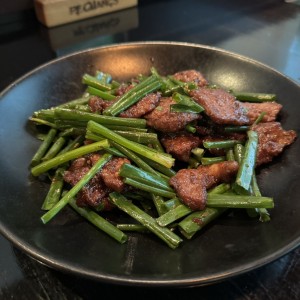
(28, 68, 297, 248)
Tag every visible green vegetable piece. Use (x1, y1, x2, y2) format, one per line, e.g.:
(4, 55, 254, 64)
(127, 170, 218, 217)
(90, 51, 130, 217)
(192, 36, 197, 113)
(109, 192, 183, 249)
(69, 197, 127, 244)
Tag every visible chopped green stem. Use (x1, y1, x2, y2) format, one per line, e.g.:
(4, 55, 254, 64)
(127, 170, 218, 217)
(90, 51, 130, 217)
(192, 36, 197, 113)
(69, 197, 127, 244)
(208, 183, 231, 194)
(54, 119, 87, 129)
(58, 96, 90, 108)
(253, 111, 266, 125)
(29, 117, 57, 128)
(33, 109, 55, 122)
(158, 183, 231, 227)
(82, 73, 112, 91)
(170, 104, 199, 114)
(103, 75, 162, 116)
(41, 167, 66, 210)
(224, 125, 249, 133)
(73, 104, 91, 112)
(152, 194, 168, 216)
(124, 177, 176, 198)
(251, 173, 271, 222)
(31, 139, 110, 176)
(226, 149, 235, 161)
(191, 147, 205, 161)
(188, 158, 200, 168)
(233, 130, 258, 194)
(136, 155, 176, 178)
(104, 147, 126, 157)
(31, 128, 57, 167)
(108, 192, 183, 249)
(233, 92, 277, 102)
(163, 197, 182, 211)
(42, 136, 67, 161)
(54, 108, 146, 128)
(201, 156, 225, 165)
(203, 140, 241, 149)
(172, 92, 204, 113)
(119, 163, 173, 191)
(58, 135, 85, 155)
(87, 121, 175, 168)
(41, 153, 112, 224)
(109, 140, 160, 176)
(169, 76, 197, 90)
(207, 194, 274, 209)
(113, 130, 159, 144)
(86, 86, 116, 100)
(102, 125, 148, 132)
(233, 143, 245, 164)
(151, 138, 165, 153)
(156, 204, 191, 227)
(185, 123, 197, 133)
(178, 208, 226, 239)
(58, 128, 86, 137)
(116, 224, 149, 232)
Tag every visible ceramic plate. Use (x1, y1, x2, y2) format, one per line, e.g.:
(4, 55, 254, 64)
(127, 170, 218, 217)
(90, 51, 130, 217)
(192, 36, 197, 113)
(0, 41, 299, 287)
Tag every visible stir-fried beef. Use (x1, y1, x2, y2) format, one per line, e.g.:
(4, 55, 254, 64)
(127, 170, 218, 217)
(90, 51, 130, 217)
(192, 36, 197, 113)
(63, 153, 101, 185)
(63, 154, 130, 209)
(89, 96, 116, 114)
(144, 97, 201, 132)
(242, 102, 282, 123)
(172, 69, 208, 87)
(169, 161, 239, 210)
(63, 153, 112, 209)
(119, 93, 161, 118)
(100, 157, 131, 192)
(251, 122, 297, 166)
(76, 178, 113, 209)
(190, 88, 249, 125)
(160, 132, 202, 162)
(89, 93, 160, 118)
(115, 83, 134, 96)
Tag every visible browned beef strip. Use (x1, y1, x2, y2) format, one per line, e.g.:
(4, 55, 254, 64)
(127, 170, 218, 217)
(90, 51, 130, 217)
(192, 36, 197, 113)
(115, 83, 135, 96)
(172, 69, 208, 87)
(198, 161, 239, 184)
(190, 87, 249, 125)
(63, 153, 112, 208)
(241, 102, 282, 123)
(251, 122, 297, 166)
(169, 161, 239, 210)
(88, 96, 116, 114)
(63, 154, 130, 209)
(119, 93, 161, 118)
(160, 132, 202, 162)
(100, 157, 131, 192)
(144, 97, 201, 133)
(76, 177, 113, 209)
(63, 153, 101, 186)
(89, 92, 160, 118)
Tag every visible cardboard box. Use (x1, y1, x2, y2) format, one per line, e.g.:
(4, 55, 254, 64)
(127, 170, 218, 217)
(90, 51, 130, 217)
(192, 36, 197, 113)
(34, 0, 138, 27)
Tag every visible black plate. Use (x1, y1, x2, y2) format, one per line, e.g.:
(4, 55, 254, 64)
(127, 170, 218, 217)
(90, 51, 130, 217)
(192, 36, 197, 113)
(0, 41, 299, 287)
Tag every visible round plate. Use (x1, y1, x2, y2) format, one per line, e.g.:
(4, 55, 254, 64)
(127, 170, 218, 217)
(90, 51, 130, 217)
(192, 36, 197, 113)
(0, 41, 299, 287)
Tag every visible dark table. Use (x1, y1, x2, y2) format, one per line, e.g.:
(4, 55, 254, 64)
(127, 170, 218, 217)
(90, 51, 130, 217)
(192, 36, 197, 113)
(0, 0, 299, 299)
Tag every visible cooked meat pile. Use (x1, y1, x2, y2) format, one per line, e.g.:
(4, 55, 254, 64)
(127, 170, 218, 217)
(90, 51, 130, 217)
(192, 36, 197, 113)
(64, 154, 130, 210)
(144, 97, 201, 132)
(169, 161, 239, 210)
(63, 69, 296, 211)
